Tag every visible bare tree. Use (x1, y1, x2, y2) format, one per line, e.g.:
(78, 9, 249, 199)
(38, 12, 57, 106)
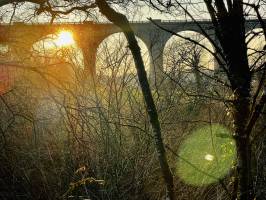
(0, 0, 266, 199)
(145, 1, 266, 199)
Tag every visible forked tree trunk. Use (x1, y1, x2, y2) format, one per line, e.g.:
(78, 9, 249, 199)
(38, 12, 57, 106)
(210, 2, 254, 198)
(222, 29, 254, 200)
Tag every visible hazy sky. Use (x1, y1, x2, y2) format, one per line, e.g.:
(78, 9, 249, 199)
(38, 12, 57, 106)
(0, 1, 207, 23)
(0, 1, 264, 23)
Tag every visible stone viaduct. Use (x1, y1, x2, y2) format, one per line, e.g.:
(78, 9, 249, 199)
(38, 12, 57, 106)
(0, 19, 264, 83)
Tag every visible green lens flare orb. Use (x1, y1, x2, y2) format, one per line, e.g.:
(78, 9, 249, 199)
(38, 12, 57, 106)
(176, 124, 236, 186)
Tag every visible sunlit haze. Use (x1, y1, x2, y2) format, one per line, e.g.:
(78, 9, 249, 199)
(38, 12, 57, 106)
(0, 1, 265, 199)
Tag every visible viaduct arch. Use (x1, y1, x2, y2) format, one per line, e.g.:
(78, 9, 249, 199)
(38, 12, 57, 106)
(0, 19, 264, 84)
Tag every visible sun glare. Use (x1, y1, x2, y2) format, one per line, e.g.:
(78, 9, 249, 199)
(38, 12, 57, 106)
(55, 31, 75, 47)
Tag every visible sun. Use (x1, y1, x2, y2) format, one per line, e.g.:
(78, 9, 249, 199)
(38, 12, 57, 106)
(55, 31, 75, 47)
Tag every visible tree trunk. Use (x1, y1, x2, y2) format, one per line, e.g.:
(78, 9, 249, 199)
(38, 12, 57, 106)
(232, 95, 253, 199)
(255, 129, 266, 200)
(95, 0, 175, 199)
(210, 1, 254, 198)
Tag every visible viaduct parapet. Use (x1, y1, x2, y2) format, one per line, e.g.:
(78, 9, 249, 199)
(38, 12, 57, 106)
(0, 19, 264, 84)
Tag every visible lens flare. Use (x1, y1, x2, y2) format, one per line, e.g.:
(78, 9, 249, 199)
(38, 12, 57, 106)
(176, 124, 236, 185)
(204, 154, 214, 161)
